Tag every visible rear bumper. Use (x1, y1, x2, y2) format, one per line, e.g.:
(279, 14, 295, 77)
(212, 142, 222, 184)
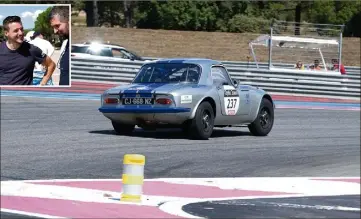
(98, 106, 191, 113)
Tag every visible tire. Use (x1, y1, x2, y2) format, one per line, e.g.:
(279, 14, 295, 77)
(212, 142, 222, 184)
(112, 121, 135, 135)
(187, 101, 215, 140)
(248, 98, 274, 136)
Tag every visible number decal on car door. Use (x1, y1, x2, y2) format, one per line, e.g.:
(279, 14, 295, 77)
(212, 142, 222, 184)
(227, 98, 237, 109)
(223, 85, 240, 116)
(224, 97, 239, 115)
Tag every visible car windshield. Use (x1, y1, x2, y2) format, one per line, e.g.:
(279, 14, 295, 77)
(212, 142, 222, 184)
(133, 63, 201, 83)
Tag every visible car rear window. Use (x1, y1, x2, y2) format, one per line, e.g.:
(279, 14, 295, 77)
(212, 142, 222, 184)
(133, 63, 201, 84)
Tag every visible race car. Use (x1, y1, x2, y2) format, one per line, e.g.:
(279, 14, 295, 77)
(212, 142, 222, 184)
(98, 58, 275, 140)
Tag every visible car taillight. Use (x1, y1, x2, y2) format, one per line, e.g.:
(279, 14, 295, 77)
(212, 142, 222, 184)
(104, 97, 119, 104)
(156, 98, 172, 105)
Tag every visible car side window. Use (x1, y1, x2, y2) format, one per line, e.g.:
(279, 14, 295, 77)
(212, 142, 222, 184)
(211, 66, 232, 85)
(87, 47, 112, 57)
(100, 48, 113, 57)
(120, 49, 135, 60)
(111, 48, 129, 59)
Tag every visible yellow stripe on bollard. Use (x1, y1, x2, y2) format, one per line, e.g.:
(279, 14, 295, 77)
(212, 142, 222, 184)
(123, 154, 145, 165)
(122, 174, 144, 185)
(120, 154, 146, 203)
(120, 194, 141, 202)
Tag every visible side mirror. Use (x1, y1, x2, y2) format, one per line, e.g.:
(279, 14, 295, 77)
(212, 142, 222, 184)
(233, 80, 239, 87)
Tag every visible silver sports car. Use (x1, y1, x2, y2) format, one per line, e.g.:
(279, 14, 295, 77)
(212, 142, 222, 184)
(99, 58, 275, 140)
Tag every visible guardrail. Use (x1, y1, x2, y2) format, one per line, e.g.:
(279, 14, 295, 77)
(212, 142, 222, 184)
(142, 57, 361, 76)
(71, 56, 360, 100)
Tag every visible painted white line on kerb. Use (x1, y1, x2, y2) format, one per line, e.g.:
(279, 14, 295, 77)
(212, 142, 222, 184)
(159, 200, 205, 219)
(0, 208, 66, 219)
(258, 202, 361, 212)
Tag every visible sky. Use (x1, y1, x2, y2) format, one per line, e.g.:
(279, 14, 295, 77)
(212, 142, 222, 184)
(0, 5, 51, 29)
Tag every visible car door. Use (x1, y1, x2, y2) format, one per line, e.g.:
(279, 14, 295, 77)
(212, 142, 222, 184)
(211, 66, 250, 116)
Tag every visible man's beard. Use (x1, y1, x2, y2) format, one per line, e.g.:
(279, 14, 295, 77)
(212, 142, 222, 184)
(60, 33, 69, 40)
(63, 25, 69, 39)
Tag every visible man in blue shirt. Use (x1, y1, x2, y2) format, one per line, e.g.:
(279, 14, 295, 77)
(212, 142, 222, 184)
(48, 6, 70, 86)
(0, 16, 55, 85)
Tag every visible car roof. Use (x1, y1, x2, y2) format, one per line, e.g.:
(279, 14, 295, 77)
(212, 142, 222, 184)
(151, 58, 222, 66)
(72, 42, 126, 49)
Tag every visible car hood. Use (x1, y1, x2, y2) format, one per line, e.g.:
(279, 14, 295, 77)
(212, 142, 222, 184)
(105, 83, 191, 95)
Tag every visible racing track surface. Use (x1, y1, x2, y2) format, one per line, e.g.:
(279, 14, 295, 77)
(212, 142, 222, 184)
(1, 95, 360, 182)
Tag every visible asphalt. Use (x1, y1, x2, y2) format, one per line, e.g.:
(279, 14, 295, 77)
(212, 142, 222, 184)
(0, 96, 360, 218)
(1, 96, 360, 181)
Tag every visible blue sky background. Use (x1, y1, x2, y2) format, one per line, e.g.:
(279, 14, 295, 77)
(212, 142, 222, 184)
(0, 5, 51, 29)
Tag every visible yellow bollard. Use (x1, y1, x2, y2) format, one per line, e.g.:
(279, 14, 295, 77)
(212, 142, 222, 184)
(120, 154, 145, 202)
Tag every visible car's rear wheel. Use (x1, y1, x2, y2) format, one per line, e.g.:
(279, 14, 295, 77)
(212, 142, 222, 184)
(187, 101, 214, 140)
(112, 121, 135, 135)
(248, 98, 274, 136)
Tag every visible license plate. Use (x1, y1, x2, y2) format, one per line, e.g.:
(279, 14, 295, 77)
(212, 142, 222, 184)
(122, 98, 154, 105)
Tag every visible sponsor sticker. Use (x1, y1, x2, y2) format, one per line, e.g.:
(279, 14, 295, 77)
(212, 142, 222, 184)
(246, 93, 250, 104)
(181, 95, 192, 104)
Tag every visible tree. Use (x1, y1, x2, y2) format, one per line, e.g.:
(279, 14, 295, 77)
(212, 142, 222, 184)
(17, 0, 356, 37)
(124, 1, 137, 28)
(97, 1, 123, 27)
(84, 0, 98, 26)
(34, 7, 53, 40)
(344, 10, 361, 37)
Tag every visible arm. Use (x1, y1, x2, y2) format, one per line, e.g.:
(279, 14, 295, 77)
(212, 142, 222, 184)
(39, 56, 56, 86)
(30, 44, 56, 86)
(47, 41, 55, 57)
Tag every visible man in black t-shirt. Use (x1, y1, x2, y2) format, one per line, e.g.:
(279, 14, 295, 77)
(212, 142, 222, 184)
(0, 16, 56, 85)
(48, 6, 70, 86)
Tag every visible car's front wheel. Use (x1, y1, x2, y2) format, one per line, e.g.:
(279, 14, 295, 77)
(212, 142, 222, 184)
(248, 98, 274, 136)
(112, 121, 135, 135)
(187, 101, 215, 140)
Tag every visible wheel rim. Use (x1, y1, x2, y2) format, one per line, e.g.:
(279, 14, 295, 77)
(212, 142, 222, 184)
(260, 107, 271, 129)
(202, 110, 212, 132)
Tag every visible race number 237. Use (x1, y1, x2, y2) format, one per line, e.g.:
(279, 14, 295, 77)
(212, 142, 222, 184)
(224, 97, 239, 115)
(227, 98, 237, 109)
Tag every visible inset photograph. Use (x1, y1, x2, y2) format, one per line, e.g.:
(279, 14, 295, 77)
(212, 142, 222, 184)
(0, 4, 71, 86)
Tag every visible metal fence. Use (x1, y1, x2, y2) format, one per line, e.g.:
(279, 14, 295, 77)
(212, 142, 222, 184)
(71, 56, 360, 100)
